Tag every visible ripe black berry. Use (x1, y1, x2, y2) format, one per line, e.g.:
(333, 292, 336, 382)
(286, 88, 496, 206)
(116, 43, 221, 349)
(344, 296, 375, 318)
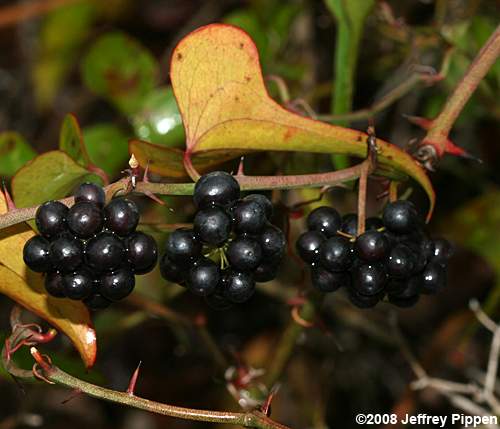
(307, 206, 341, 238)
(104, 198, 139, 236)
(67, 201, 104, 238)
(386, 244, 416, 279)
(44, 271, 66, 298)
(186, 257, 220, 296)
(193, 171, 240, 209)
(227, 236, 263, 271)
(84, 293, 112, 310)
(296, 231, 325, 263)
(243, 194, 273, 219)
(205, 277, 233, 310)
(194, 206, 232, 246)
(382, 200, 419, 234)
(159, 254, 186, 285)
(348, 289, 381, 308)
(62, 270, 94, 300)
(50, 235, 83, 272)
(366, 217, 383, 231)
(74, 182, 105, 207)
(351, 263, 387, 296)
(100, 268, 135, 301)
(126, 232, 158, 274)
(311, 267, 350, 292)
(223, 270, 255, 303)
(259, 224, 286, 257)
(319, 236, 353, 272)
(355, 230, 389, 261)
(431, 238, 453, 265)
(85, 232, 125, 272)
(254, 260, 279, 282)
(232, 199, 267, 234)
(35, 201, 68, 238)
(420, 262, 446, 294)
(387, 275, 421, 307)
(164, 228, 202, 264)
(340, 213, 358, 236)
(23, 236, 52, 272)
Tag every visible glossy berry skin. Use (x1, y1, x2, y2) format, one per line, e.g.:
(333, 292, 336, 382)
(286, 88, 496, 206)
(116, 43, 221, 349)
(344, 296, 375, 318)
(44, 271, 66, 298)
(74, 182, 105, 207)
(232, 200, 267, 234)
(307, 206, 341, 238)
(35, 201, 68, 238)
(205, 277, 233, 310)
(23, 236, 52, 272)
(84, 293, 112, 311)
(164, 229, 202, 265)
(50, 235, 83, 272)
(340, 213, 358, 236)
(319, 236, 353, 272)
(382, 200, 419, 234)
(62, 270, 94, 300)
(431, 238, 452, 265)
(104, 198, 139, 236)
(85, 232, 125, 272)
(388, 275, 421, 300)
(259, 224, 286, 257)
(159, 254, 186, 285)
(243, 194, 273, 219)
(254, 260, 279, 282)
(227, 237, 263, 271)
(420, 262, 446, 294)
(355, 231, 389, 261)
(311, 267, 350, 292)
(366, 217, 383, 231)
(296, 231, 325, 264)
(67, 201, 104, 238)
(193, 171, 240, 209)
(99, 268, 135, 301)
(186, 257, 220, 296)
(351, 263, 387, 296)
(387, 244, 416, 279)
(126, 232, 158, 274)
(348, 289, 381, 309)
(194, 207, 232, 246)
(223, 270, 255, 303)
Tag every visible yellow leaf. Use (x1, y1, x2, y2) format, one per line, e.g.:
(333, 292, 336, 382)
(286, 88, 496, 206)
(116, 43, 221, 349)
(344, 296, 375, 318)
(0, 194, 96, 368)
(169, 24, 435, 218)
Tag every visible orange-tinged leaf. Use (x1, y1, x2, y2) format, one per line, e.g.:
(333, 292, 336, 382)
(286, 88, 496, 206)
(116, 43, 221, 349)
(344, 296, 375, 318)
(0, 194, 96, 368)
(169, 24, 435, 218)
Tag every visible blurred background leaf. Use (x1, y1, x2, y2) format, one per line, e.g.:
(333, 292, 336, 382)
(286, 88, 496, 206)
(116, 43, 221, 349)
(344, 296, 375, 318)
(0, 132, 36, 177)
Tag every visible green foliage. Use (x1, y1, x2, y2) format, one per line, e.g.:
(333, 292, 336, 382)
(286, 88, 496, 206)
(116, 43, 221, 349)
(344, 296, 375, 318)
(59, 114, 90, 167)
(0, 132, 36, 177)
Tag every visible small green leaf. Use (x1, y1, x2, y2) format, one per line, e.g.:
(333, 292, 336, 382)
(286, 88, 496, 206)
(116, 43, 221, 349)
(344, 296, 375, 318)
(0, 132, 36, 177)
(83, 124, 129, 176)
(131, 87, 185, 147)
(81, 32, 158, 115)
(59, 113, 90, 166)
(12, 151, 101, 208)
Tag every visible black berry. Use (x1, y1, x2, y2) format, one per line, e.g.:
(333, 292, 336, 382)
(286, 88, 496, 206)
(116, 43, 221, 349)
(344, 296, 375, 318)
(44, 271, 66, 298)
(382, 200, 419, 234)
(194, 206, 232, 246)
(366, 217, 383, 231)
(84, 293, 112, 310)
(35, 201, 68, 238)
(431, 238, 453, 265)
(186, 257, 220, 296)
(193, 171, 240, 209)
(351, 263, 387, 296)
(420, 262, 446, 294)
(296, 231, 325, 263)
(67, 201, 104, 238)
(259, 224, 286, 257)
(227, 236, 263, 271)
(104, 198, 139, 236)
(254, 260, 279, 282)
(126, 232, 158, 274)
(232, 199, 267, 234)
(85, 232, 125, 272)
(62, 270, 94, 300)
(307, 206, 341, 238)
(159, 254, 186, 285)
(99, 267, 135, 301)
(23, 236, 52, 272)
(355, 230, 389, 261)
(311, 266, 350, 292)
(340, 213, 358, 236)
(223, 270, 255, 303)
(386, 244, 416, 279)
(164, 228, 202, 264)
(243, 194, 273, 219)
(50, 235, 83, 272)
(319, 236, 353, 272)
(348, 289, 381, 308)
(74, 182, 105, 207)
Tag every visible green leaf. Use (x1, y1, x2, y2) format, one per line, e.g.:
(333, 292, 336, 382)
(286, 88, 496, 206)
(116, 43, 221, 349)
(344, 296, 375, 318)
(0, 132, 36, 177)
(81, 32, 158, 115)
(131, 87, 185, 147)
(83, 124, 129, 176)
(59, 113, 90, 166)
(12, 151, 101, 208)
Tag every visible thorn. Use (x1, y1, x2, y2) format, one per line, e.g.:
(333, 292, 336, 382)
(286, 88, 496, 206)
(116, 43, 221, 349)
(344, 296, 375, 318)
(236, 157, 245, 176)
(126, 361, 142, 396)
(2, 182, 17, 211)
(144, 191, 165, 206)
(129, 153, 139, 170)
(261, 384, 281, 416)
(142, 160, 151, 183)
(403, 114, 434, 130)
(444, 139, 482, 162)
(61, 389, 82, 404)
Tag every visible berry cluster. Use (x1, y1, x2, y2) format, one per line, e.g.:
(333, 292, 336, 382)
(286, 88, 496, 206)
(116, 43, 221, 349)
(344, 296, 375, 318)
(159, 171, 286, 307)
(23, 183, 158, 310)
(296, 200, 452, 308)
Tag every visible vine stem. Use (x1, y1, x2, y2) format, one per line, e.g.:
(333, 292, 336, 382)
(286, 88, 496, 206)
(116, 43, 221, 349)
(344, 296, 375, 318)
(422, 24, 500, 153)
(0, 158, 373, 230)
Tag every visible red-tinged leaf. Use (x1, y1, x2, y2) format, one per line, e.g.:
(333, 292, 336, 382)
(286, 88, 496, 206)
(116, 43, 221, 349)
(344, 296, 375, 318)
(168, 24, 435, 219)
(59, 113, 91, 166)
(0, 194, 96, 368)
